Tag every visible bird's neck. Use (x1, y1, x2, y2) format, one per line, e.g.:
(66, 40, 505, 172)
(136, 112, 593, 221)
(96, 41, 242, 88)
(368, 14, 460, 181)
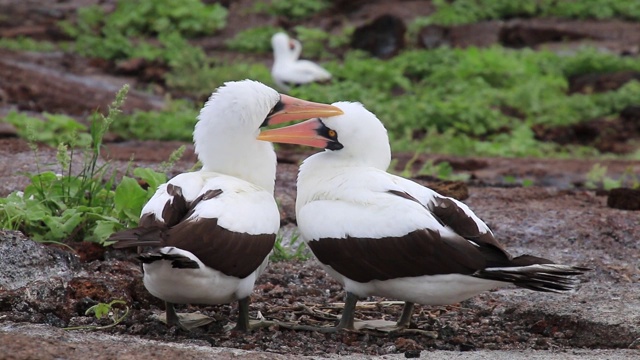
(197, 136, 277, 194)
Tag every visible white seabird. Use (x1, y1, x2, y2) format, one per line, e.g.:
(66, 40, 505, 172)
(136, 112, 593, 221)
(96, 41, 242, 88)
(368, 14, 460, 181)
(271, 32, 332, 92)
(258, 101, 589, 332)
(110, 80, 343, 331)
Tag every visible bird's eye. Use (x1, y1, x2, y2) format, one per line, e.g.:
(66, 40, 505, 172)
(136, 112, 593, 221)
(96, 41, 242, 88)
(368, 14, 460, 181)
(328, 129, 337, 138)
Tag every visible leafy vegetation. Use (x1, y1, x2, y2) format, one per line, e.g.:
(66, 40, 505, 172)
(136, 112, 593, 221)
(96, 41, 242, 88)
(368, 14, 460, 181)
(109, 100, 198, 141)
(288, 46, 640, 158)
(60, 0, 227, 61)
(253, 0, 331, 20)
(270, 231, 311, 262)
(585, 164, 640, 190)
(425, 0, 640, 25)
(3, 111, 92, 148)
(0, 86, 176, 245)
(65, 299, 130, 331)
(0, 36, 58, 52)
(226, 26, 284, 53)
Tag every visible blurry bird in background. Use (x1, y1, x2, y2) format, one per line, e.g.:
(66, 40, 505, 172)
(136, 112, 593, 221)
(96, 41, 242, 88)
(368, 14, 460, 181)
(271, 32, 332, 92)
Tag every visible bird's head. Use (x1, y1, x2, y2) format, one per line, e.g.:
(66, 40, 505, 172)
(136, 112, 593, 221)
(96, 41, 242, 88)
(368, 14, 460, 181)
(257, 101, 391, 170)
(195, 80, 343, 143)
(194, 80, 343, 189)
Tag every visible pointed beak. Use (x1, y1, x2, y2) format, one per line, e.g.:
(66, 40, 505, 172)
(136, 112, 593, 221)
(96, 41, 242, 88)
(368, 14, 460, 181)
(258, 118, 343, 150)
(263, 94, 343, 126)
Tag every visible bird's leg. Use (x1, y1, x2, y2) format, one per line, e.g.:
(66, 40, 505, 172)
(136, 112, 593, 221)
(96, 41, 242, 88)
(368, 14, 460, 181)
(230, 297, 277, 331)
(165, 302, 189, 331)
(335, 291, 358, 330)
(396, 302, 414, 328)
(233, 297, 250, 331)
(160, 301, 213, 331)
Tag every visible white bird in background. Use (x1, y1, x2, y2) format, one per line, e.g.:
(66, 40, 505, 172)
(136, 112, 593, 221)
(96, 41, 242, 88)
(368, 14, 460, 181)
(271, 32, 332, 92)
(110, 80, 343, 331)
(258, 102, 589, 332)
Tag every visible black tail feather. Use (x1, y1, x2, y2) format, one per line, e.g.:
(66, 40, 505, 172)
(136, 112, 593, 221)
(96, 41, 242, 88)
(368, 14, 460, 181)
(110, 226, 165, 249)
(139, 252, 199, 269)
(474, 264, 590, 292)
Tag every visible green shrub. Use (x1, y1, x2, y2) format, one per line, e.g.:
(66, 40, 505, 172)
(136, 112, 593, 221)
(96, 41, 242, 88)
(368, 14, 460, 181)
(424, 0, 640, 25)
(2, 111, 92, 147)
(0, 86, 176, 244)
(61, 0, 227, 60)
(226, 26, 283, 53)
(254, 0, 331, 20)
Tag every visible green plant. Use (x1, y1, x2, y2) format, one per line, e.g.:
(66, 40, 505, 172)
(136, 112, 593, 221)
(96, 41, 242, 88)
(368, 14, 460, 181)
(225, 26, 284, 53)
(60, 0, 227, 61)
(109, 99, 199, 141)
(289, 46, 640, 158)
(418, 160, 470, 182)
(0, 86, 175, 244)
(585, 164, 640, 190)
(3, 111, 92, 148)
(254, 0, 331, 20)
(65, 299, 130, 331)
(425, 0, 640, 25)
(270, 231, 310, 262)
(0, 36, 57, 52)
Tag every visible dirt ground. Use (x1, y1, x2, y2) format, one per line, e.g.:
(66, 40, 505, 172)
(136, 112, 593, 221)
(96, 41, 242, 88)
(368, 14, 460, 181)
(1, 138, 639, 359)
(1, 0, 640, 359)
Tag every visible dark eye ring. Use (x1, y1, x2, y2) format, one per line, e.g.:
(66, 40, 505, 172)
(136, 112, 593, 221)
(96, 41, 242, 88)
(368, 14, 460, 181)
(328, 129, 337, 138)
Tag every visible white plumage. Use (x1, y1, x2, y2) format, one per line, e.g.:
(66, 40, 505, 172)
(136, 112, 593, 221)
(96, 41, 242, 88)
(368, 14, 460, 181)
(258, 101, 588, 331)
(111, 80, 343, 331)
(271, 32, 332, 92)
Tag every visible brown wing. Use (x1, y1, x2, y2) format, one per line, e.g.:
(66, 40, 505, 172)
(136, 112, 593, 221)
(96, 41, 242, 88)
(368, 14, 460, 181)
(111, 187, 222, 249)
(307, 190, 527, 283)
(166, 218, 276, 278)
(309, 229, 486, 282)
(389, 190, 515, 268)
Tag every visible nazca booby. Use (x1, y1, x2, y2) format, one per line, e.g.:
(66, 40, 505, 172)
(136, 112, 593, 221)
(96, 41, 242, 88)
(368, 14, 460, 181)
(110, 80, 343, 331)
(258, 102, 589, 332)
(271, 32, 332, 92)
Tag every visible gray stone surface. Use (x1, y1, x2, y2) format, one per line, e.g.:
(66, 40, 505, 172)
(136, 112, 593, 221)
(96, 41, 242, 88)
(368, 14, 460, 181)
(0, 230, 81, 291)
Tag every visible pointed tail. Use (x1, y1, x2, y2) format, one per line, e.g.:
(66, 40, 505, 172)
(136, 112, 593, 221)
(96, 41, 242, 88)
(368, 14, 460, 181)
(109, 226, 164, 249)
(475, 255, 590, 292)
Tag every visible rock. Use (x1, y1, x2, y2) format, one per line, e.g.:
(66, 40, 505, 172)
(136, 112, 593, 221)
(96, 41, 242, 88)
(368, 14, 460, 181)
(418, 25, 449, 49)
(568, 71, 640, 95)
(0, 50, 165, 116)
(351, 15, 406, 58)
(0, 122, 18, 138)
(607, 188, 640, 211)
(0, 230, 81, 291)
(415, 19, 640, 55)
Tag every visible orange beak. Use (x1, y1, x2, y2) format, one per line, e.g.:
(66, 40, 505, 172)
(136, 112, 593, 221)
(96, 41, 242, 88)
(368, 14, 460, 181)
(258, 118, 343, 150)
(264, 94, 343, 126)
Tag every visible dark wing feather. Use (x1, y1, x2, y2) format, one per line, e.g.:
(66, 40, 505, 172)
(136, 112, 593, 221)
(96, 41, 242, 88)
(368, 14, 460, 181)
(167, 219, 276, 278)
(309, 229, 486, 283)
(390, 190, 516, 268)
(111, 185, 274, 278)
(110, 184, 195, 249)
(138, 252, 199, 269)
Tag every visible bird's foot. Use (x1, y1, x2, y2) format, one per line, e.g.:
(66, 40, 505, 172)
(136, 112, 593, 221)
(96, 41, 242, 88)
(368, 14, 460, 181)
(224, 311, 278, 332)
(153, 311, 214, 331)
(354, 319, 437, 337)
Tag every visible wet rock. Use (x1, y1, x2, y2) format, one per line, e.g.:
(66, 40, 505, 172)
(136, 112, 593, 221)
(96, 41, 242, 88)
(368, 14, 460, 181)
(0, 230, 81, 291)
(415, 19, 640, 55)
(568, 71, 640, 95)
(0, 122, 18, 138)
(0, 50, 165, 116)
(620, 105, 640, 132)
(418, 25, 449, 49)
(351, 15, 406, 58)
(607, 188, 640, 211)
(531, 114, 640, 155)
